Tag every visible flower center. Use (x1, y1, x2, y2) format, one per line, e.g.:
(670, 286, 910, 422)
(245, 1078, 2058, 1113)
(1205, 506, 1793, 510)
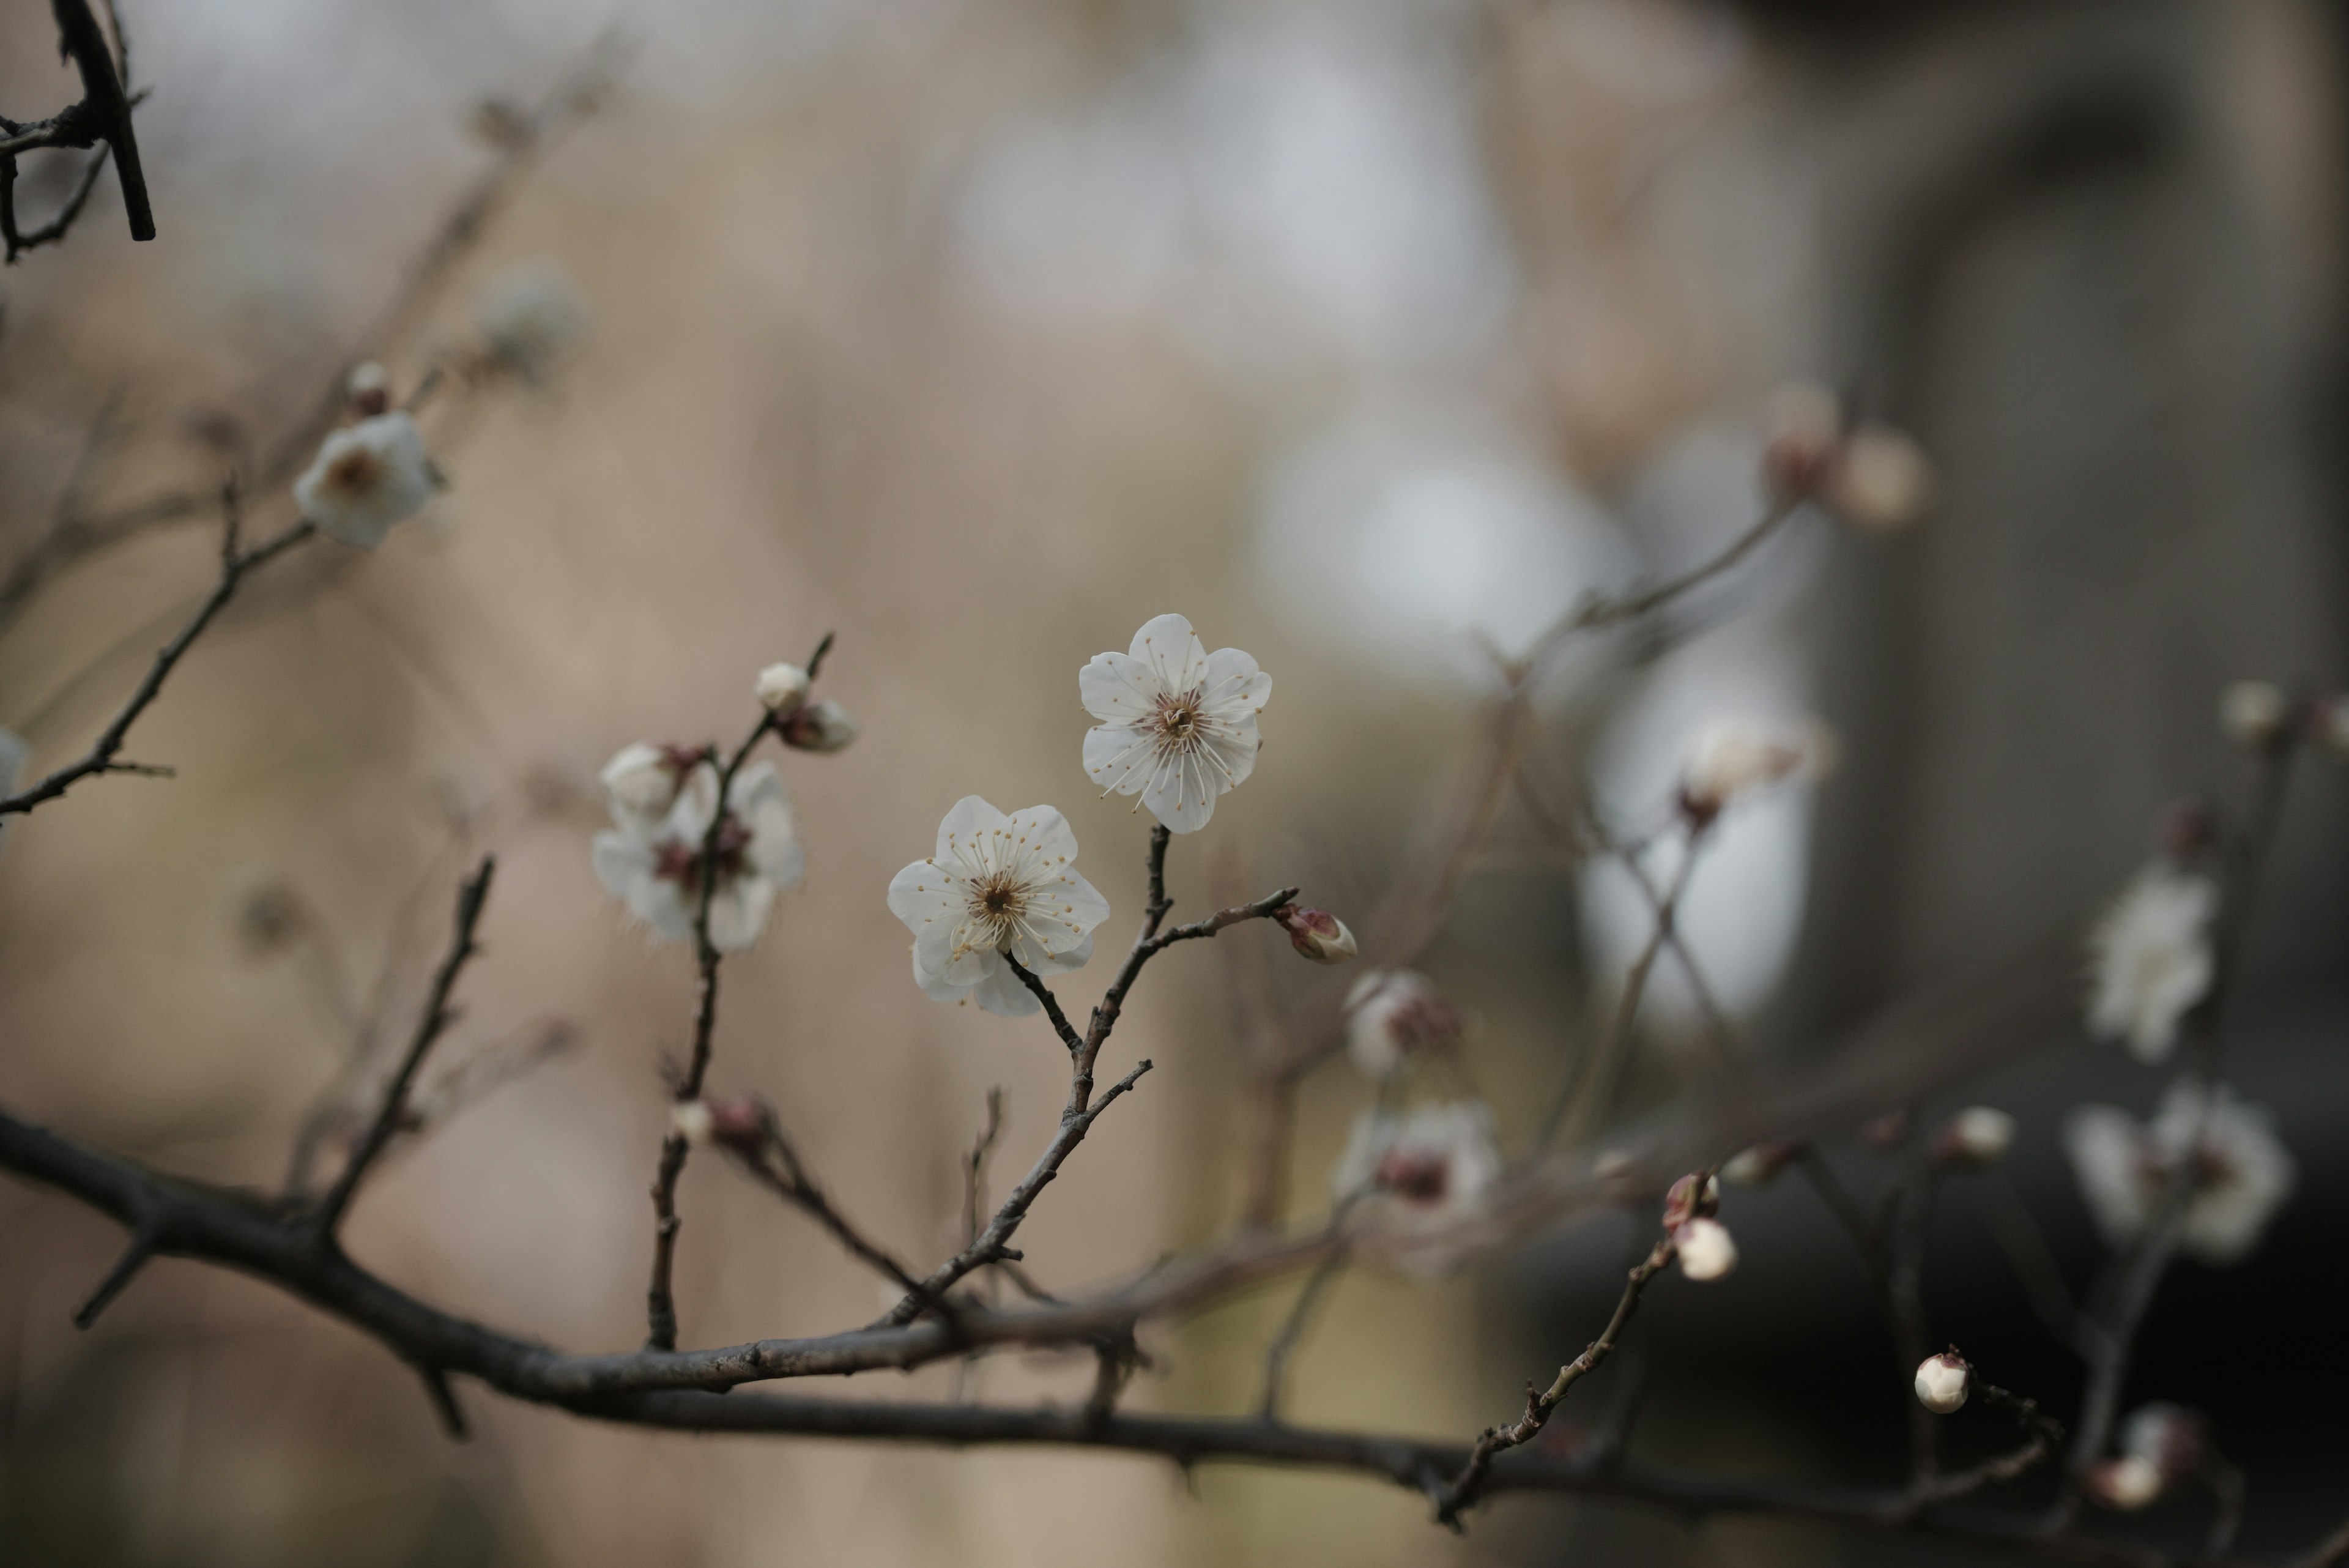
(1376, 1151, 1451, 1203)
(653, 812, 752, 891)
(962, 872, 1031, 951)
(1151, 690, 1205, 748)
(326, 447, 383, 496)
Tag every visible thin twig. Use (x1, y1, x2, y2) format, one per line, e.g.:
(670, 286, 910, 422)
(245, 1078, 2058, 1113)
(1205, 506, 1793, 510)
(1258, 1246, 1348, 1421)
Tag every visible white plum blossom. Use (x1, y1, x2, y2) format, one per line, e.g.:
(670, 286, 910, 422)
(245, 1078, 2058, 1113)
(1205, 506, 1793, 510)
(592, 760, 803, 951)
(2085, 1454, 2164, 1511)
(1825, 425, 1934, 533)
(475, 263, 590, 379)
(2063, 1082, 2296, 1266)
(1673, 1216, 1739, 1281)
(1343, 969, 1462, 1079)
(887, 797, 1110, 1018)
(2086, 862, 2217, 1062)
(294, 412, 434, 549)
(1934, 1106, 2017, 1168)
(2219, 680, 2289, 748)
(1331, 1100, 1502, 1224)
(1679, 718, 1836, 818)
(755, 662, 812, 716)
(1081, 613, 1271, 833)
(1913, 1352, 1971, 1414)
(599, 741, 702, 830)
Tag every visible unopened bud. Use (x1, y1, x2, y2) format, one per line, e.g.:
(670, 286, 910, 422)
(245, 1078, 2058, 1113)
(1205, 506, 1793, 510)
(781, 698, 858, 753)
(1825, 425, 1934, 532)
(670, 1101, 715, 1145)
(1277, 905, 1357, 965)
(1762, 382, 1842, 500)
(1672, 1216, 1738, 1281)
(1680, 719, 1836, 820)
(601, 741, 695, 822)
(2118, 1402, 2206, 1481)
(1662, 1170, 1721, 1229)
(1913, 1351, 1970, 1414)
(1933, 1106, 2016, 1169)
(2219, 680, 2290, 749)
(2084, 1453, 2164, 1511)
(347, 360, 392, 417)
(1721, 1142, 1798, 1187)
(674, 1095, 770, 1155)
(754, 661, 812, 716)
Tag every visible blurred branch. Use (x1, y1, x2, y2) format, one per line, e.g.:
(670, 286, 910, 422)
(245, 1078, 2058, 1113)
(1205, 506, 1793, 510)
(1, 0, 152, 261)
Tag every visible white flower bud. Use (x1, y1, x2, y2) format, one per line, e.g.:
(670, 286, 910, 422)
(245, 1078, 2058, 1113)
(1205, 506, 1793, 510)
(600, 742, 689, 822)
(1825, 425, 1934, 532)
(1278, 905, 1357, 964)
(1680, 719, 1837, 819)
(2084, 1453, 2164, 1511)
(1913, 1352, 1970, 1414)
(1761, 382, 1842, 500)
(2219, 680, 2289, 748)
(346, 360, 392, 416)
(754, 661, 812, 716)
(1721, 1143, 1796, 1187)
(782, 698, 858, 753)
(1672, 1216, 1738, 1281)
(294, 411, 435, 549)
(1934, 1106, 2016, 1169)
(670, 1101, 715, 1146)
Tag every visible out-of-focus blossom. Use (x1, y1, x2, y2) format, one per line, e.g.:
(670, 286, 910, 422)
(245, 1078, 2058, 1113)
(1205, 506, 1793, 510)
(2084, 1454, 2165, 1511)
(2120, 1402, 2207, 1481)
(1277, 905, 1357, 964)
(475, 263, 590, 379)
(1721, 1142, 1797, 1186)
(755, 662, 812, 716)
(887, 797, 1109, 1018)
(670, 1096, 767, 1155)
(1914, 1351, 1970, 1414)
(2063, 1082, 2296, 1265)
(346, 360, 391, 416)
(599, 742, 705, 831)
(1672, 1216, 1738, 1281)
(294, 412, 434, 549)
(781, 699, 858, 754)
(1761, 382, 1841, 500)
(1661, 1169, 1720, 1229)
(1082, 612, 1269, 833)
(1824, 425, 1934, 532)
(1342, 968, 1461, 1079)
(1331, 1100, 1502, 1225)
(593, 761, 803, 951)
(1679, 718, 1836, 819)
(2086, 862, 2217, 1062)
(1932, 1106, 2017, 1169)
(2219, 680, 2290, 748)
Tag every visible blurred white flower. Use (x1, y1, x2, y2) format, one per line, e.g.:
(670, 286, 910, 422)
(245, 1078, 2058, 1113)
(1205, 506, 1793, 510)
(475, 264, 589, 379)
(670, 1101, 716, 1146)
(2085, 863, 2217, 1062)
(592, 761, 803, 952)
(1081, 612, 1270, 833)
(1721, 1142, 1795, 1186)
(887, 797, 1110, 1018)
(599, 741, 702, 830)
(346, 359, 391, 415)
(1342, 968, 1461, 1079)
(1679, 717, 1836, 818)
(2119, 1402, 2206, 1479)
(2063, 1082, 2296, 1265)
(2218, 680, 2288, 748)
(2085, 1454, 2164, 1511)
(1913, 1351, 1970, 1414)
(1330, 1100, 1502, 1225)
(294, 412, 433, 548)
(1672, 1216, 1738, 1281)
(1824, 425, 1934, 533)
(781, 697, 858, 754)
(755, 662, 812, 716)
(1934, 1106, 2017, 1169)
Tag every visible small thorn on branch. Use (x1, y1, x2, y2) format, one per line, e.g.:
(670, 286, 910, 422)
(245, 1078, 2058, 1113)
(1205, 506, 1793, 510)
(73, 1227, 157, 1328)
(417, 1364, 469, 1440)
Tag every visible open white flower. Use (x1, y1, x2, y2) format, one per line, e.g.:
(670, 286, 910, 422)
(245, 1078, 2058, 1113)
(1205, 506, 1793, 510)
(1343, 969, 1462, 1079)
(2086, 862, 2217, 1062)
(598, 741, 703, 831)
(2063, 1082, 2296, 1265)
(1081, 613, 1270, 833)
(592, 761, 803, 952)
(475, 263, 590, 379)
(294, 412, 434, 549)
(1679, 718, 1836, 817)
(887, 797, 1110, 1018)
(1331, 1100, 1502, 1223)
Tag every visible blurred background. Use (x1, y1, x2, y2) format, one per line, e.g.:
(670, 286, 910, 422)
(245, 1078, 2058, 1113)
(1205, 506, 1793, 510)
(2, 0, 2347, 1562)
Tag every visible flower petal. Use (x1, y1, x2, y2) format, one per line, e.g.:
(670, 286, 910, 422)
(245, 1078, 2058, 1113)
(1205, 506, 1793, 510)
(935, 795, 1009, 866)
(970, 960, 1044, 1018)
(1129, 612, 1208, 694)
(1080, 651, 1164, 722)
(1203, 647, 1271, 713)
(887, 860, 961, 932)
(1084, 721, 1154, 796)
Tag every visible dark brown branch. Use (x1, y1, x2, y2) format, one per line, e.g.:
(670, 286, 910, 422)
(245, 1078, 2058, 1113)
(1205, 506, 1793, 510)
(71, 1225, 156, 1327)
(417, 1363, 469, 1440)
(733, 1110, 935, 1304)
(1434, 1232, 1675, 1526)
(312, 856, 496, 1236)
(1005, 957, 1083, 1053)
(0, 499, 316, 816)
(1, 0, 150, 258)
(1901, 1377, 2063, 1515)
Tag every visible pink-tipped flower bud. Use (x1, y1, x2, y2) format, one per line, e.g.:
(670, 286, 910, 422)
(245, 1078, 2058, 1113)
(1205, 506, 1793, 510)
(2118, 1402, 2207, 1481)
(754, 661, 812, 716)
(2219, 680, 2290, 749)
(1662, 1170, 1721, 1230)
(781, 698, 858, 754)
(1276, 905, 1357, 965)
(1721, 1142, 1798, 1187)
(1762, 382, 1842, 501)
(1913, 1351, 1971, 1414)
(1824, 425, 1934, 532)
(1672, 1216, 1738, 1281)
(346, 360, 392, 417)
(2084, 1453, 2164, 1511)
(1932, 1106, 2017, 1169)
